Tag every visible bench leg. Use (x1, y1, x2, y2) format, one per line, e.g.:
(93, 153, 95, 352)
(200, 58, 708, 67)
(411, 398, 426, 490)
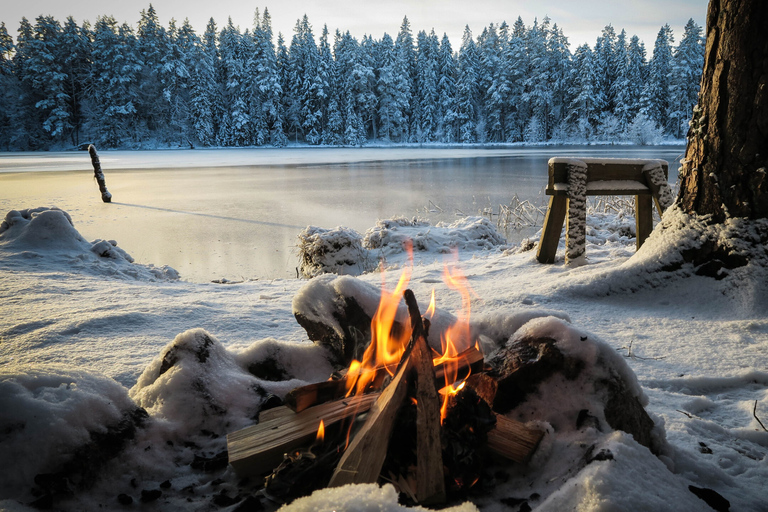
(536, 196, 567, 263)
(635, 194, 653, 249)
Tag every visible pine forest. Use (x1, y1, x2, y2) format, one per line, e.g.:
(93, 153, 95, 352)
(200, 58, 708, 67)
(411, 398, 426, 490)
(0, 5, 705, 151)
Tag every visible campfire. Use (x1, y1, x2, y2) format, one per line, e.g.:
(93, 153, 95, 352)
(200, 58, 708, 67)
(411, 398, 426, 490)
(226, 256, 546, 506)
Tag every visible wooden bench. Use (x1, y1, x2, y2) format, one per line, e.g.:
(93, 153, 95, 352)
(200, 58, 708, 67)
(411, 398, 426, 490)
(536, 157, 673, 264)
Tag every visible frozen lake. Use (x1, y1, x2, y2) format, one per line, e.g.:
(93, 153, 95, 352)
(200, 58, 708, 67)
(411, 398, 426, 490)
(0, 145, 685, 282)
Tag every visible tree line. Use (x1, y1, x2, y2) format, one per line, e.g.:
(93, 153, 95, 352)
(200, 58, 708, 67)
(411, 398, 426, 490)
(0, 5, 704, 150)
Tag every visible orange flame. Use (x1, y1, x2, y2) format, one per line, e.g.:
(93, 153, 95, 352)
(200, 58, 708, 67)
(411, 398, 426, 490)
(316, 419, 325, 443)
(434, 263, 476, 423)
(345, 242, 414, 397)
(341, 243, 480, 427)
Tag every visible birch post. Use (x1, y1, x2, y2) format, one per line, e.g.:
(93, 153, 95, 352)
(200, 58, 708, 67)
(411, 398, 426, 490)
(88, 145, 112, 203)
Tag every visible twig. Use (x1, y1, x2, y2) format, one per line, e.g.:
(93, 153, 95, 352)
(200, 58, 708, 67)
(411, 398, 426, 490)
(676, 409, 693, 419)
(617, 339, 666, 361)
(754, 401, 768, 432)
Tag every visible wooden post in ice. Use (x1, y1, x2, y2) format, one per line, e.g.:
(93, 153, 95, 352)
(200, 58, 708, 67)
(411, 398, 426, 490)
(88, 145, 112, 203)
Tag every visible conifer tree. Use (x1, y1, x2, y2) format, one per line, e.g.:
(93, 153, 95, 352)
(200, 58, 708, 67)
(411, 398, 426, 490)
(642, 24, 674, 133)
(668, 19, 704, 139)
(456, 25, 479, 143)
(189, 18, 218, 146)
(436, 33, 457, 142)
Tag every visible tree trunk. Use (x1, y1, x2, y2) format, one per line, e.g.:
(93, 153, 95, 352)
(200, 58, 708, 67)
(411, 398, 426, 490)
(678, 0, 768, 221)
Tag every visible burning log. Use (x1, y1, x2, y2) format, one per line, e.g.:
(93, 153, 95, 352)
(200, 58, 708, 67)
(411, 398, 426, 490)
(283, 346, 485, 413)
(327, 350, 412, 487)
(328, 288, 446, 506)
(227, 393, 377, 478)
(404, 289, 446, 505)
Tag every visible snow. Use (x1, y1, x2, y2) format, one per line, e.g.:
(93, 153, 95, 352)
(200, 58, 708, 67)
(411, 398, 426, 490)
(1, 153, 767, 512)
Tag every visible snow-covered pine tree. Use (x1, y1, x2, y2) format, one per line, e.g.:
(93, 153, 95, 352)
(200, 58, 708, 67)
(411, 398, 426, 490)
(625, 35, 647, 123)
(218, 18, 251, 146)
(57, 17, 92, 146)
(456, 25, 479, 143)
(593, 24, 617, 117)
(136, 4, 170, 142)
(287, 15, 322, 144)
(394, 17, 416, 141)
(189, 18, 218, 146)
(503, 17, 528, 142)
(610, 29, 632, 133)
(521, 18, 550, 141)
(162, 18, 196, 147)
(477, 23, 501, 142)
(546, 23, 571, 139)
(415, 29, 440, 142)
(89, 16, 142, 147)
(668, 18, 704, 139)
(0, 22, 17, 149)
(565, 44, 599, 141)
(436, 33, 457, 143)
(375, 32, 399, 142)
(641, 24, 674, 135)
(22, 16, 71, 147)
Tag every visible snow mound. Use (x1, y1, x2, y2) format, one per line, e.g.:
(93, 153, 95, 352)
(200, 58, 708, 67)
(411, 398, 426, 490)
(0, 366, 142, 499)
(297, 225, 376, 278)
(0, 207, 179, 281)
(366, 215, 506, 256)
(298, 216, 507, 277)
(130, 328, 267, 437)
(564, 206, 768, 313)
(534, 431, 707, 512)
(281, 483, 478, 512)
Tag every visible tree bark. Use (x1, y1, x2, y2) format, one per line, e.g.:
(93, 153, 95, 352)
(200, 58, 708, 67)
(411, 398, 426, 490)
(678, 0, 768, 221)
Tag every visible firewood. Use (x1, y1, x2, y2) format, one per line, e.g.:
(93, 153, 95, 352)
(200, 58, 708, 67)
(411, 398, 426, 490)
(227, 393, 378, 478)
(284, 378, 348, 413)
(405, 289, 446, 505)
(486, 414, 545, 464)
(465, 373, 498, 406)
(257, 405, 296, 423)
(328, 354, 411, 487)
(284, 346, 484, 413)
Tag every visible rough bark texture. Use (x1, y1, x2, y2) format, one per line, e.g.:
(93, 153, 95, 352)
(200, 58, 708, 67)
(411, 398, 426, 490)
(678, 0, 768, 221)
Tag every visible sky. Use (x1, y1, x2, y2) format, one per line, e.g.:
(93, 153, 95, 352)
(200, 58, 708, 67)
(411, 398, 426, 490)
(3, 0, 708, 49)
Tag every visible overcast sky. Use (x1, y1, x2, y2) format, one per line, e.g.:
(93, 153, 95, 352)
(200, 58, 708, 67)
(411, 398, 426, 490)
(2, 0, 708, 49)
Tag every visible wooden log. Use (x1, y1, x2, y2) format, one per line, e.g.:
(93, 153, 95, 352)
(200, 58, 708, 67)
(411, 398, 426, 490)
(284, 346, 485, 413)
(257, 405, 296, 423)
(486, 413, 544, 464)
(88, 145, 112, 203)
(465, 373, 498, 407)
(227, 393, 377, 478)
(327, 354, 411, 487)
(405, 289, 446, 505)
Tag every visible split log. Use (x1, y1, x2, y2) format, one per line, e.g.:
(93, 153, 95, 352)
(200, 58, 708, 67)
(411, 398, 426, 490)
(327, 354, 411, 487)
(284, 346, 484, 413)
(404, 289, 446, 505)
(88, 145, 112, 203)
(227, 393, 377, 478)
(257, 405, 297, 423)
(486, 414, 544, 464)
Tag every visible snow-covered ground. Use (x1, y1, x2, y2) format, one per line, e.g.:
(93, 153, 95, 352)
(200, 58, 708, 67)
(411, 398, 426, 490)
(1, 151, 766, 512)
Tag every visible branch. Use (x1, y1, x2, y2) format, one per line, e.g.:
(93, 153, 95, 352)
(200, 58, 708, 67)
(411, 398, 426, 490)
(754, 401, 767, 432)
